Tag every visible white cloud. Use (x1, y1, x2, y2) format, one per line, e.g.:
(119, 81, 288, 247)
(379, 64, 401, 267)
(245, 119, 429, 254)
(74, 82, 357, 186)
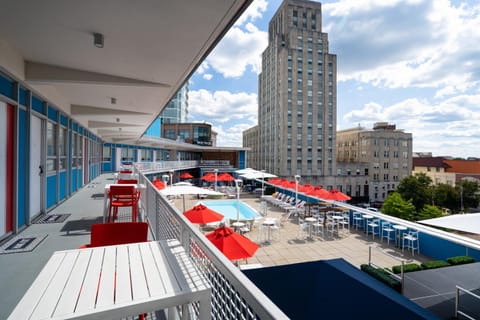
(234, 0, 268, 26)
(196, 62, 209, 74)
(203, 74, 213, 80)
(323, 0, 480, 92)
(189, 89, 258, 123)
(343, 94, 480, 157)
(213, 122, 254, 147)
(206, 23, 267, 78)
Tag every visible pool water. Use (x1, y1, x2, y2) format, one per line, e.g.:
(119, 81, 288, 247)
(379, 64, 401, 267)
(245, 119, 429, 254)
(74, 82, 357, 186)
(201, 200, 261, 221)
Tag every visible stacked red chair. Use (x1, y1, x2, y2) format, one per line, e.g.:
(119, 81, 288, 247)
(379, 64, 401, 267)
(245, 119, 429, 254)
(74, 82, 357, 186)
(108, 185, 140, 222)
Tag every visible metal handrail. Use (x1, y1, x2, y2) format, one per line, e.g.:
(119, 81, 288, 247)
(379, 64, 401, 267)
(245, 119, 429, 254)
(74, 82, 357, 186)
(135, 166, 289, 319)
(368, 246, 407, 294)
(455, 285, 480, 320)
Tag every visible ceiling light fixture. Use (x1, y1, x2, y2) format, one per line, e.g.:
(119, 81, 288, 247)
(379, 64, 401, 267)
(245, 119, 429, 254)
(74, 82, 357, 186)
(93, 32, 104, 48)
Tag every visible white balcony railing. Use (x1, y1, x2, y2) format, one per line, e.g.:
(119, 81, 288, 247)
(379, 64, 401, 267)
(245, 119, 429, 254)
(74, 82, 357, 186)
(135, 167, 289, 319)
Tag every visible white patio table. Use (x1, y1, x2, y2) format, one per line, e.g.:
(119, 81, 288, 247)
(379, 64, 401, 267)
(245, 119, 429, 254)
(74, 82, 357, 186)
(8, 240, 211, 320)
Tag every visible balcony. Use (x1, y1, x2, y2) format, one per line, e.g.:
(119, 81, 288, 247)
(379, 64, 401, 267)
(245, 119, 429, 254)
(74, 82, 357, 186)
(1, 164, 480, 319)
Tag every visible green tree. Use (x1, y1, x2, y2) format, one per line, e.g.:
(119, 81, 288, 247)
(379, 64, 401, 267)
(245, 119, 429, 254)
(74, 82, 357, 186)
(417, 205, 443, 221)
(396, 173, 432, 211)
(381, 192, 416, 221)
(433, 183, 458, 211)
(457, 180, 480, 212)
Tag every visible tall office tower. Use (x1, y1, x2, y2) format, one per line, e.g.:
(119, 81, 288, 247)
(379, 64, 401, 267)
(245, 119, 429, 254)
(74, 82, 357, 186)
(256, 0, 337, 185)
(144, 83, 189, 137)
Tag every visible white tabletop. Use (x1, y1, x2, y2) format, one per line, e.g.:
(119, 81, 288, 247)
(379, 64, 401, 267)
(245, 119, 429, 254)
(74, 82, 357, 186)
(392, 224, 407, 230)
(231, 221, 245, 227)
(362, 214, 374, 219)
(8, 240, 211, 320)
(262, 219, 276, 226)
(305, 217, 317, 222)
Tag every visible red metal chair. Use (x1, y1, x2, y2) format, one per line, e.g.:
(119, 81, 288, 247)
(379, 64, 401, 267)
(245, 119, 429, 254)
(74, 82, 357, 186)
(80, 222, 149, 320)
(81, 222, 149, 248)
(119, 170, 133, 174)
(117, 179, 138, 184)
(108, 185, 140, 222)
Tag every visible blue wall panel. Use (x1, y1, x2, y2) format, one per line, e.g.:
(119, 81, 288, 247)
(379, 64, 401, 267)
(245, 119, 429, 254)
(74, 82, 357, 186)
(32, 96, 44, 114)
(47, 106, 58, 121)
(102, 162, 112, 173)
(78, 169, 83, 189)
(238, 150, 246, 169)
(46, 175, 57, 209)
(420, 232, 480, 261)
(17, 108, 27, 228)
(59, 171, 66, 201)
(71, 168, 77, 193)
(19, 87, 28, 106)
(0, 73, 14, 99)
(60, 114, 67, 126)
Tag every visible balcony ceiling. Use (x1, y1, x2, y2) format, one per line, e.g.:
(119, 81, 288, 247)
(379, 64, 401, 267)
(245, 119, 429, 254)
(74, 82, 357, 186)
(0, 0, 251, 143)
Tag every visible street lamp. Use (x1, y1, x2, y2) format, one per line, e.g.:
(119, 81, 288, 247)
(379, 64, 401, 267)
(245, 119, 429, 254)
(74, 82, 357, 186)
(214, 168, 218, 192)
(294, 175, 301, 216)
(234, 179, 243, 222)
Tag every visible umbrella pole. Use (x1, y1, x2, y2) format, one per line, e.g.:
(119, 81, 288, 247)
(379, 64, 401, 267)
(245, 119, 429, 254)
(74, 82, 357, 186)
(182, 194, 186, 212)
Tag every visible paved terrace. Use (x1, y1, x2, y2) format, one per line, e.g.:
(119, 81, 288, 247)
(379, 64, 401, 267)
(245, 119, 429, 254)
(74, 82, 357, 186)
(172, 194, 429, 270)
(0, 173, 432, 319)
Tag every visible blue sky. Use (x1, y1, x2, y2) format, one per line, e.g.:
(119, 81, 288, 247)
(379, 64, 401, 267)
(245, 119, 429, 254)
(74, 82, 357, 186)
(188, 0, 480, 158)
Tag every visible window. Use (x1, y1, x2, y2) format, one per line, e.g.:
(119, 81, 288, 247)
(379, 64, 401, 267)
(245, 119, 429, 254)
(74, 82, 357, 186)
(47, 122, 57, 172)
(58, 126, 67, 170)
(164, 129, 176, 140)
(102, 145, 111, 162)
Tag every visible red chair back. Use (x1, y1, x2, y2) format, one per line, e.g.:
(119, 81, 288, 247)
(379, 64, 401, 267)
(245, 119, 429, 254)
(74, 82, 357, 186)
(117, 179, 138, 184)
(88, 222, 148, 247)
(120, 170, 133, 174)
(109, 185, 136, 198)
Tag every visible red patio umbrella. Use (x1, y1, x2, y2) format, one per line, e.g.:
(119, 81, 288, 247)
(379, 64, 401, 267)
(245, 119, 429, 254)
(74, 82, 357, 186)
(323, 189, 351, 201)
(205, 226, 260, 261)
(305, 186, 329, 198)
(152, 179, 165, 190)
(180, 172, 194, 179)
(282, 180, 297, 189)
(217, 172, 235, 182)
(183, 204, 224, 224)
(201, 172, 216, 182)
(268, 177, 282, 185)
(299, 183, 314, 193)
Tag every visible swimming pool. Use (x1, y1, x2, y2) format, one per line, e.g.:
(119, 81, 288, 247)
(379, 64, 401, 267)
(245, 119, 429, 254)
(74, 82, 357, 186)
(201, 200, 262, 221)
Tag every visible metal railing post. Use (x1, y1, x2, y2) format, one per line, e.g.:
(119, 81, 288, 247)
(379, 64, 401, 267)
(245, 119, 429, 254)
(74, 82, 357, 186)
(455, 286, 459, 318)
(401, 261, 405, 295)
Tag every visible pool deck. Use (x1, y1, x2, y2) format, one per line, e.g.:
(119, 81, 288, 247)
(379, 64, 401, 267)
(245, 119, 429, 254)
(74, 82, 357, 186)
(173, 194, 429, 270)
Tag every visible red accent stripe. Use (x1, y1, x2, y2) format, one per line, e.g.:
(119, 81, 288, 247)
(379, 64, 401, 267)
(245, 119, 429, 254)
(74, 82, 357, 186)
(5, 104, 14, 232)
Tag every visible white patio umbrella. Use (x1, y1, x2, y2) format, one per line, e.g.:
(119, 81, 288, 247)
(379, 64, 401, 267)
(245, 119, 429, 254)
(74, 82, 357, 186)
(173, 181, 193, 186)
(419, 213, 480, 235)
(239, 171, 277, 180)
(160, 185, 224, 211)
(235, 168, 256, 175)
